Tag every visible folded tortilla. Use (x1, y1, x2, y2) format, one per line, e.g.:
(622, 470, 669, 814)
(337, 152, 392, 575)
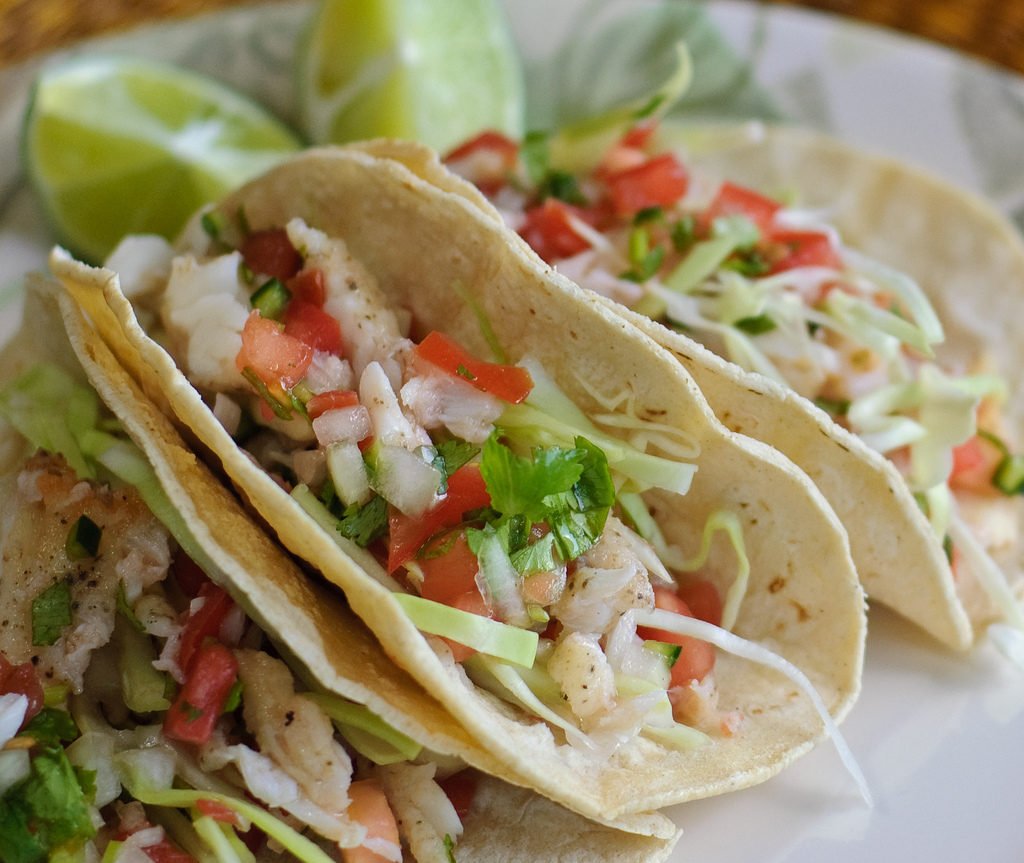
(376, 127, 1024, 652)
(51, 143, 866, 820)
(614, 127, 1024, 650)
(0, 278, 681, 860)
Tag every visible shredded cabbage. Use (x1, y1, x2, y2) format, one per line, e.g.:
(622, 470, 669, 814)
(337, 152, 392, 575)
(633, 608, 872, 805)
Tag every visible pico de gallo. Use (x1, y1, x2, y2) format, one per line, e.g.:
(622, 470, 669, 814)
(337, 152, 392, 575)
(442, 117, 1024, 636)
(0, 363, 474, 863)
(105, 206, 766, 757)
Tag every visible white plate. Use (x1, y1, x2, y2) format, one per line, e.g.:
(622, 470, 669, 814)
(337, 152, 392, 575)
(2, 2, 1023, 860)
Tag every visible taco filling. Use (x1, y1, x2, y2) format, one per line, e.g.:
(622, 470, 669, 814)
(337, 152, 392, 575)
(0, 436, 464, 863)
(51, 144, 868, 818)
(120, 214, 743, 747)
(442, 121, 1024, 648)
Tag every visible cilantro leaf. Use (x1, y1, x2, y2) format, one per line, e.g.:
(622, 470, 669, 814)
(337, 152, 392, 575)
(31, 580, 73, 647)
(336, 495, 389, 548)
(22, 708, 79, 748)
(480, 434, 614, 562)
(0, 745, 96, 863)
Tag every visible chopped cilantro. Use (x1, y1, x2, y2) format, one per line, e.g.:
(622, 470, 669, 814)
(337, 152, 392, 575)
(813, 396, 851, 417)
(22, 708, 79, 748)
(432, 440, 480, 484)
(541, 170, 587, 205)
(336, 495, 389, 548)
(479, 434, 614, 562)
(670, 214, 696, 252)
(455, 363, 476, 381)
(733, 314, 777, 335)
(444, 834, 457, 863)
(31, 580, 73, 647)
(0, 740, 96, 863)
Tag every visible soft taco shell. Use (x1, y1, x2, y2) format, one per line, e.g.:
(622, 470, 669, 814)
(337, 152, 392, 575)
(374, 125, 1021, 650)
(52, 143, 866, 818)
(47, 280, 680, 854)
(635, 126, 1024, 647)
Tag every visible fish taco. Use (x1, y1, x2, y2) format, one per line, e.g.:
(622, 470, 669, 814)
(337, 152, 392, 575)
(51, 143, 867, 820)
(437, 120, 1024, 655)
(0, 279, 681, 861)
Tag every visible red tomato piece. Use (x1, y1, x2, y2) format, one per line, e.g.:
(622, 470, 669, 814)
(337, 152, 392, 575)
(444, 129, 519, 166)
(676, 579, 723, 628)
(341, 780, 401, 863)
(417, 531, 481, 607)
(387, 464, 492, 572)
(287, 267, 327, 307)
(438, 770, 479, 820)
(236, 311, 313, 391)
(306, 389, 360, 420)
(949, 434, 1001, 493)
(176, 583, 236, 675)
(767, 229, 842, 273)
(196, 798, 243, 827)
(163, 643, 239, 746)
(239, 228, 302, 281)
(143, 841, 196, 863)
(0, 653, 44, 724)
(702, 181, 781, 235)
(283, 301, 344, 356)
(519, 198, 593, 263)
(636, 585, 715, 686)
(619, 121, 658, 150)
(604, 152, 689, 215)
(414, 330, 533, 404)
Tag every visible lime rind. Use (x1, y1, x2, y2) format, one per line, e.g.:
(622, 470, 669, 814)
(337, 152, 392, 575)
(22, 54, 301, 263)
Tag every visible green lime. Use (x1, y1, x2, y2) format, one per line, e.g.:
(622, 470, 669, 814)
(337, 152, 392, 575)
(296, 0, 524, 154)
(22, 55, 302, 263)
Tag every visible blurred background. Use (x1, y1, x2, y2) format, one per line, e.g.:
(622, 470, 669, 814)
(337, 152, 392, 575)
(1, 0, 1023, 75)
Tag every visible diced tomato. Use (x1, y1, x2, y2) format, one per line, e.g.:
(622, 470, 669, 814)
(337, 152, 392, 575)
(342, 780, 401, 863)
(239, 228, 302, 282)
(603, 153, 689, 215)
(287, 267, 327, 307)
(949, 433, 1001, 493)
(163, 643, 239, 746)
(176, 583, 236, 675)
(196, 798, 243, 827)
(637, 585, 715, 686)
(620, 121, 658, 150)
(414, 331, 533, 404)
(306, 389, 360, 420)
(767, 229, 842, 274)
(0, 653, 44, 725)
(438, 770, 478, 820)
(519, 198, 593, 263)
(702, 181, 781, 235)
(417, 531, 481, 607)
(143, 841, 196, 863)
(444, 129, 519, 166)
(387, 463, 492, 572)
(283, 301, 344, 356)
(676, 579, 723, 628)
(236, 311, 313, 391)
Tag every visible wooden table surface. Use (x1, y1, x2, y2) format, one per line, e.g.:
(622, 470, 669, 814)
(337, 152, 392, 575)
(0, 0, 1022, 76)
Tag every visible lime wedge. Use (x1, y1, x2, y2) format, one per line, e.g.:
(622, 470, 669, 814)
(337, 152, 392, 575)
(22, 55, 302, 263)
(296, 0, 524, 154)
